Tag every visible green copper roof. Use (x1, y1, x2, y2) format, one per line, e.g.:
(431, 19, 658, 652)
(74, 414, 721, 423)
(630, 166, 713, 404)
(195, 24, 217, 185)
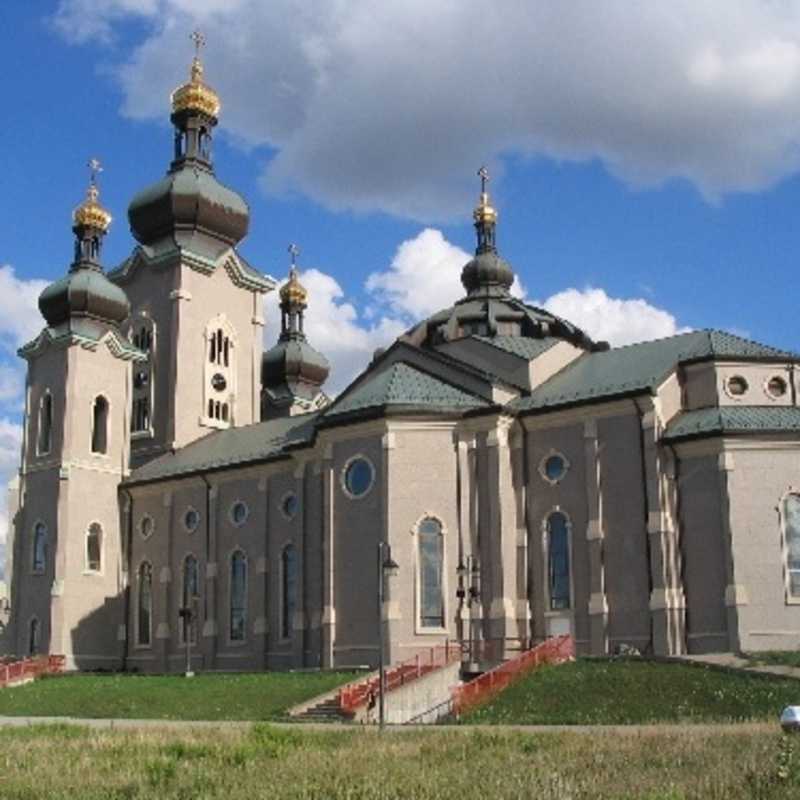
(664, 406, 800, 441)
(125, 413, 318, 485)
(323, 361, 490, 421)
(472, 335, 561, 360)
(514, 329, 799, 412)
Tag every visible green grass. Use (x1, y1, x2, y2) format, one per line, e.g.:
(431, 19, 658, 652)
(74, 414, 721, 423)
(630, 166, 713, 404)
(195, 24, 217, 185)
(0, 671, 358, 721)
(460, 658, 800, 725)
(0, 723, 799, 798)
(743, 651, 800, 669)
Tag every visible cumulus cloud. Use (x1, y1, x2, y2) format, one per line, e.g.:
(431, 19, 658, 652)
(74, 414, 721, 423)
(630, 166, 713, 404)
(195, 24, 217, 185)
(54, 0, 800, 217)
(0, 418, 23, 579)
(0, 266, 49, 354)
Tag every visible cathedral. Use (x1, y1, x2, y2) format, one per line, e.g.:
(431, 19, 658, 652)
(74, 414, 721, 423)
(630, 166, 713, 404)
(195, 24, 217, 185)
(5, 47, 800, 672)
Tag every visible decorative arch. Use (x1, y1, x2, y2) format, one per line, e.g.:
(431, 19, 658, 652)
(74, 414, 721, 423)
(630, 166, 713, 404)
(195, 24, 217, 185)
(778, 488, 800, 602)
(411, 514, 448, 633)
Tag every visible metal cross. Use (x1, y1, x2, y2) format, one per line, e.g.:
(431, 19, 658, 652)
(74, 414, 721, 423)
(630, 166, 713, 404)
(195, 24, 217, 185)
(191, 30, 206, 56)
(88, 158, 103, 186)
(288, 243, 300, 266)
(478, 165, 490, 194)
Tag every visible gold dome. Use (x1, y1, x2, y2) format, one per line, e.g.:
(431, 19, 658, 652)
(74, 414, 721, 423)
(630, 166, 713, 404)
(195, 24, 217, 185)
(73, 182, 112, 232)
(473, 191, 497, 225)
(280, 268, 308, 306)
(171, 56, 221, 118)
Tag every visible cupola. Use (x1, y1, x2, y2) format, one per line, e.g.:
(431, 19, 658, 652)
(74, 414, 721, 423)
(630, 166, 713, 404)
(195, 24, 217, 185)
(39, 161, 131, 331)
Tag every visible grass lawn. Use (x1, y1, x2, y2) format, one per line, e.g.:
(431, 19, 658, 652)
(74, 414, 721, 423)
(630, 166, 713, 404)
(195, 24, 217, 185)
(743, 651, 800, 670)
(460, 658, 800, 725)
(0, 722, 799, 799)
(0, 671, 358, 721)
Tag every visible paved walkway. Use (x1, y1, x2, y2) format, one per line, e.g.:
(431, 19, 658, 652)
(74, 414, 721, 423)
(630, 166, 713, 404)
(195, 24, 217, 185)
(681, 653, 800, 681)
(0, 715, 777, 736)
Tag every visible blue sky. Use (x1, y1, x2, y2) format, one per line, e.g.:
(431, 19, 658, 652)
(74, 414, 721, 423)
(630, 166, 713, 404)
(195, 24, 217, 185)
(3, 1, 800, 570)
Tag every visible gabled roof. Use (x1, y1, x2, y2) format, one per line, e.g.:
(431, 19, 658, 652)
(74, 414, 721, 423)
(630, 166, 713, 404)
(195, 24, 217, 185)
(125, 413, 318, 485)
(471, 335, 561, 360)
(664, 406, 800, 441)
(322, 361, 491, 422)
(513, 329, 799, 412)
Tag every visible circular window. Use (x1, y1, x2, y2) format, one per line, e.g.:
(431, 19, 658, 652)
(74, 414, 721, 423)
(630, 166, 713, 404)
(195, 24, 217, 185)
(767, 375, 788, 399)
(230, 501, 249, 526)
(539, 452, 569, 485)
(343, 457, 375, 499)
(212, 373, 227, 392)
(184, 508, 200, 533)
(725, 375, 749, 397)
(139, 515, 154, 540)
(281, 493, 299, 520)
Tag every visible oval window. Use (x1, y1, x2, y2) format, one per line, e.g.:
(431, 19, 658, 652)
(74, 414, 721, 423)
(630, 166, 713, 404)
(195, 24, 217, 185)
(343, 457, 374, 498)
(184, 508, 200, 533)
(140, 515, 154, 540)
(767, 376, 788, 399)
(212, 373, 227, 392)
(726, 375, 748, 397)
(282, 493, 299, 520)
(544, 454, 567, 483)
(231, 501, 248, 526)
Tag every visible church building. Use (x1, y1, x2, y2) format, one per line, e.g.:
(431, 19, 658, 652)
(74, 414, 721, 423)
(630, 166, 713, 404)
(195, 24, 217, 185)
(6, 47, 800, 672)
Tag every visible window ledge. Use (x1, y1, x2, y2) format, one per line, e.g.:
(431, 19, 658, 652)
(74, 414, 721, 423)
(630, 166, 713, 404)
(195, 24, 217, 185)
(415, 626, 449, 636)
(131, 429, 154, 441)
(199, 416, 230, 431)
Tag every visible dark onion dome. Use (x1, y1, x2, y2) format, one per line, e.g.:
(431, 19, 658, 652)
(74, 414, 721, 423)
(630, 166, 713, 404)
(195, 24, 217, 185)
(127, 43, 249, 250)
(403, 167, 596, 351)
(39, 174, 130, 329)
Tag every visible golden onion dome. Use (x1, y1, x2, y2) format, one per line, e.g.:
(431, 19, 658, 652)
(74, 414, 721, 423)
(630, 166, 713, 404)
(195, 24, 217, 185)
(280, 268, 308, 306)
(473, 191, 497, 225)
(73, 182, 112, 232)
(171, 56, 221, 118)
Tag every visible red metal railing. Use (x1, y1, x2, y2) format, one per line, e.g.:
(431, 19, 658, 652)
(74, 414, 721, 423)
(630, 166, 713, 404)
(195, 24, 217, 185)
(339, 642, 462, 715)
(0, 655, 65, 689)
(452, 635, 574, 716)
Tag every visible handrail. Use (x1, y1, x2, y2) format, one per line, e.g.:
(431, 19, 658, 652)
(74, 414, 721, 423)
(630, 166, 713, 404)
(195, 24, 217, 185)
(0, 655, 66, 688)
(452, 635, 574, 717)
(339, 641, 462, 715)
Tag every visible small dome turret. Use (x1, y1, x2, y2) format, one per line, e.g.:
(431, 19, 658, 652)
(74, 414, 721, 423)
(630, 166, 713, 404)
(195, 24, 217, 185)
(39, 161, 130, 330)
(171, 48, 221, 119)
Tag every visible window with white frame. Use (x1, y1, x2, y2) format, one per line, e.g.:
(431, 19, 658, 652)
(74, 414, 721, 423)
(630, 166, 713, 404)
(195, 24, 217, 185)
(86, 523, 102, 573)
(137, 562, 153, 646)
(230, 550, 247, 642)
(37, 392, 53, 455)
(130, 316, 154, 434)
(782, 493, 800, 600)
(281, 544, 296, 639)
(418, 517, 445, 629)
(545, 511, 571, 611)
(181, 555, 199, 643)
(204, 316, 236, 427)
(32, 522, 47, 573)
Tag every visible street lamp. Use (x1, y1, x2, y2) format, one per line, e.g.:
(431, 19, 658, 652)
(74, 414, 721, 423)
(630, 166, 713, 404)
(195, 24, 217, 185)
(456, 555, 480, 668)
(377, 541, 399, 728)
(178, 594, 199, 678)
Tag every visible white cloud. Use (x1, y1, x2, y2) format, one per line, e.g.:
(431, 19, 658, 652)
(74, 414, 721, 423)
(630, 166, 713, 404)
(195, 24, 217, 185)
(539, 287, 689, 347)
(0, 419, 23, 577)
(54, 0, 800, 217)
(0, 266, 49, 354)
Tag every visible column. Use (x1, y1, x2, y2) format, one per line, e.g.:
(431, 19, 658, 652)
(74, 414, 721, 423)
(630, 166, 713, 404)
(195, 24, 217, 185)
(320, 445, 336, 668)
(201, 484, 219, 668)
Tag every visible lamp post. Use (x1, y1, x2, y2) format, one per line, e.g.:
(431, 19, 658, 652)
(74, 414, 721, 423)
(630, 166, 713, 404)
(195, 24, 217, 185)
(178, 594, 199, 678)
(377, 541, 399, 728)
(456, 555, 480, 669)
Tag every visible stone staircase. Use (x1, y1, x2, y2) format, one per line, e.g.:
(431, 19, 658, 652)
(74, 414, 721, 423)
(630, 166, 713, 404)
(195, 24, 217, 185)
(293, 696, 350, 723)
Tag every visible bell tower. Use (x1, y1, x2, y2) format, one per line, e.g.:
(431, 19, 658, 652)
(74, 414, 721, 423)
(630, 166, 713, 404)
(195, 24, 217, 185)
(11, 165, 145, 667)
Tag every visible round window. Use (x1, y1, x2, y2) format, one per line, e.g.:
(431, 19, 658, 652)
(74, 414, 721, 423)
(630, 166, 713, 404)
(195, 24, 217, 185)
(767, 375, 788, 399)
(544, 454, 567, 483)
(139, 515, 154, 540)
(726, 375, 748, 397)
(343, 457, 374, 498)
(281, 493, 299, 520)
(231, 501, 248, 526)
(184, 508, 200, 533)
(212, 373, 227, 392)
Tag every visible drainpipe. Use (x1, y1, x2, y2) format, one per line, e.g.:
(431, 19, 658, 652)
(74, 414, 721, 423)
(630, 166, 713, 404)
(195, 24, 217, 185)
(121, 488, 133, 672)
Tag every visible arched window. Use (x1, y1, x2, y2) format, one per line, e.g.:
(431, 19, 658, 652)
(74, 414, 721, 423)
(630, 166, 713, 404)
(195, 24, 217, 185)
(204, 317, 235, 427)
(32, 522, 47, 573)
(546, 511, 572, 610)
(418, 518, 444, 629)
(782, 493, 800, 599)
(86, 523, 102, 573)
(181, 555, 199, 643)
(230, 551, 247, 642)
(130, 316, 154, 434)
(91, 396, 109, 454)
(28, 617, 40, 656)
(37, 392, 52, 455)
(281, 544, 296, 639)
(137, 562, 153, 647)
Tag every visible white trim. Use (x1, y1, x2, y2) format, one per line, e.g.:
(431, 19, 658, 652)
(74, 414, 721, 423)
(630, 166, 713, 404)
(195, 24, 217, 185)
(340, 453, 376, 500)
(538, 449, 570, 485)
(763, 372, 790, 401)
(778, 488, 800, 604)
(411, 514, 449, 636)
(722, 373, 749, 401)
